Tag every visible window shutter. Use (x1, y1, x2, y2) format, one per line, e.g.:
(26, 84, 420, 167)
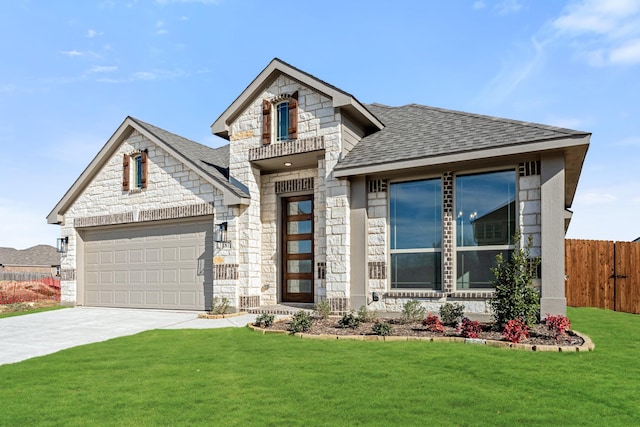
(288, 91, 298, 140)
(122, 154, 130, 191)
(141, 150, 148, 189)
(262, 99, 271, 145)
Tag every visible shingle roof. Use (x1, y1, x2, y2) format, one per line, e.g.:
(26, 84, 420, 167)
(129, 117, 249, 198)
(335, 103, 590, 171)
(0, 245, 60, 266)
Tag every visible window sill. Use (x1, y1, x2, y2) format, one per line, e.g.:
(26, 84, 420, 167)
(385, 290, 444, 299)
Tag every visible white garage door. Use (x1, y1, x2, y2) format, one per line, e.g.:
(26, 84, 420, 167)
(84, 219, 213, 310)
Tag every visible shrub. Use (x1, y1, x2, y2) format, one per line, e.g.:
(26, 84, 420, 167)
(372, 321, 393, 336)
(439, 302, 465, 326)
(545, 314, 571, 340)
(422, 313, 445, 332)
(502, 318, 530, 343)
(313, 300, 331, 320)
(357, 305, 377, 323)
(288, 311, 312, 333)
(490, 232, 540, 327)
(209, 297, 230, 315)
(338, 311, 361, 329)
(401, 300, 426, 323)
(458, 317, 482, 339)
(254, 313, 275, 328)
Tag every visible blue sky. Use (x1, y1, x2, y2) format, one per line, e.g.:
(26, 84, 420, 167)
(1, 0, 639, 249)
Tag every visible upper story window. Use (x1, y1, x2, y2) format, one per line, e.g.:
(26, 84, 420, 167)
(262, 91, 298, 145)
(122, 150, 148, 191)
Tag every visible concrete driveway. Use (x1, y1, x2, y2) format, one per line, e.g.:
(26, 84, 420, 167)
(0, 307, 258, 366)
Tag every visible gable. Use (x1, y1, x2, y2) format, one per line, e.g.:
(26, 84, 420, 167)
(48, 117, 249, 225)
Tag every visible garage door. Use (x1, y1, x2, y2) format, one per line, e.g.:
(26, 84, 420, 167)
(84, 219, 213, 310)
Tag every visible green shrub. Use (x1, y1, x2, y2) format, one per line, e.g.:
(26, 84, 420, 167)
(313, 300, 331, 320)
(209, 297, 230, 315)
(288, 311, 312, 333)
(439, 302, 465, 326)
(401, 299, 426, 323)
(254, 313, 275, 328)
(357, 305, 377, 323)
(372, 320, 393, 336)
(338, 311, 361, 329)
(490, 233, 540, 327)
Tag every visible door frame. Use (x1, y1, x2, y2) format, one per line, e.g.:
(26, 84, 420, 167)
(281, 194, 314, 303)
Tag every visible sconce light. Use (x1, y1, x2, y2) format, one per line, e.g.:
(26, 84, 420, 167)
(57, 236, 69, 253)
(214, 222, 228, 243)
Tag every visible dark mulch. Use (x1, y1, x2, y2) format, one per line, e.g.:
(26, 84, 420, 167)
(263, 317, 584, 347)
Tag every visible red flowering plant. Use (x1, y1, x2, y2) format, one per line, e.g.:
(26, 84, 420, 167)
(422, 313, 444, 333)
(502, 318, 530, 343)
(545, 314, 571, 341)
(458, 317, 482, 339)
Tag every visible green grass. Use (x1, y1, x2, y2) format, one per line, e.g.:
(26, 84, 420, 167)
(0, 304, 67, 319)
(0, 307, 638, 426)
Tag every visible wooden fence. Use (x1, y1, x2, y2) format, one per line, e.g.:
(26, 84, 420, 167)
(565, 239, 640, 314)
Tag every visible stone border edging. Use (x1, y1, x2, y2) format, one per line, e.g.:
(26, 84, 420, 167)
(247, 322, 595, 352)
(198, 311, 248, 319)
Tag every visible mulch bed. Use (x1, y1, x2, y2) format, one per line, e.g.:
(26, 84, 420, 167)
(259, 316, 586, 348)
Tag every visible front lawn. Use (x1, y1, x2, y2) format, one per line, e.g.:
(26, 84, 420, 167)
(0, 307, 638, 426)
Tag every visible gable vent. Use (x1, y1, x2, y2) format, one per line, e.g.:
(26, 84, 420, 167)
(519, 161, 541, 176)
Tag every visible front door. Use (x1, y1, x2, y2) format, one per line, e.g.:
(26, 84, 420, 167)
(282, 195, 314, 303)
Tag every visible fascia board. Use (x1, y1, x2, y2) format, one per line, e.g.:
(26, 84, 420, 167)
(333, 136, 590, 178)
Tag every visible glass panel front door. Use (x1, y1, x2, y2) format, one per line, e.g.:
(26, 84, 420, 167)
(282, 195, 314, 303)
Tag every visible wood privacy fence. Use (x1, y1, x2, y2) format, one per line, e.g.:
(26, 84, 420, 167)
(565, 239, 640, 314)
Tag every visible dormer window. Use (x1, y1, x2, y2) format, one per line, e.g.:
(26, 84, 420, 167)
(122, 150, 148, 191)
(262, 91, 298, 145)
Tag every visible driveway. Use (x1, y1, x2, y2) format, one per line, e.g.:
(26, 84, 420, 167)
(0, 307, 258, 366)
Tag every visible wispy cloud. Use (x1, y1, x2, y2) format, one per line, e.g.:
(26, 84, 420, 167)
(495, 0, 523, 15)
(59, 50, 84, 57)
(545, 116, 590, 130)
(87, 29, 103, 38)
(88, 65, 118, 73)
(0, 84, 16, 93)
(155, 20, 168, 35)
(615, 135, 640, 145)
(552, 0, 640, 66)
(473, 1, 486, 10)
(156, 0, 220, 4)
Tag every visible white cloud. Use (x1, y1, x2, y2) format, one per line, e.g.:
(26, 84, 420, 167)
(59, 50, 84, 57)
(609, 38, 640, 63)
(494, 0, 523, 15)
(473, 1, 486, 10)
(132, 71, 156, 80)
(156, 20, 168, 35)
(0, 84, 16, 93)
(87, 29, 103, 38)
(88, 65, 118, 73)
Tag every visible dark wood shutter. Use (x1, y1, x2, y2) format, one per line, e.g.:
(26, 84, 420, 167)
(140, 150, 148, 189)
(288, 91, 298, 140)
(262, 99, 271, 145)
(122, 154, 130, 191)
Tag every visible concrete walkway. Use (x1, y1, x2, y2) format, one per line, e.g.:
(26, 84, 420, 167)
(0, 307, 258, 366)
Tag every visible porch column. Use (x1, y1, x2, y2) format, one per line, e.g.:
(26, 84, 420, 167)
(350, 176, 368, 308)
(540, 153, 566, 317)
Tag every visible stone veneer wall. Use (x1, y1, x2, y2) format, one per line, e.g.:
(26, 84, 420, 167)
(59, 129, 231, 306)
(227, 75, 348, 308)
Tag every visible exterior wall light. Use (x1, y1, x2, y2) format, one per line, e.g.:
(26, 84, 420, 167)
(57, 236, 69, 253)
(214, 222, 228, 243)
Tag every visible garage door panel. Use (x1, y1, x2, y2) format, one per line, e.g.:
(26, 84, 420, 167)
(84, 219, 212, 310)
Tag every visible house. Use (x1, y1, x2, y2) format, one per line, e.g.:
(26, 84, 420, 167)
(48, 58, 590, 316)
(0, 245, 60, 276)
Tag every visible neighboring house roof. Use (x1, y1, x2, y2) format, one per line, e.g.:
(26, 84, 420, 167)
(334, 103, 591, 207)
(634, 237, 640, 242)
(48, 116, 249, 225)
(0, 245, 60, 267)
(211, 58, 384, 139)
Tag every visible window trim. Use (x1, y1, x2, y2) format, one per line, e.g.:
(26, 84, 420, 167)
(262, 91, 298, 145)
(122, 150, 148, 192)
(453, 167, 518, 291)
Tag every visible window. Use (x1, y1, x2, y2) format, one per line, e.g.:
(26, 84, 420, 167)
(390, 178, 442, 290)
(122, 151, 148, 191)
(455, 170, 516, 289)
(276, 102, 289, 141)
(262, 92, 298, 145)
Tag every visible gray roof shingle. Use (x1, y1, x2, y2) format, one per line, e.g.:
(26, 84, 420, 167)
(0, 245, 60, 266)
(129, 117, 249, 198)
(335, 103, 590, 171)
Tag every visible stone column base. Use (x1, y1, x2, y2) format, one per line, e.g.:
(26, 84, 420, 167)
(540, 297, 567, 318)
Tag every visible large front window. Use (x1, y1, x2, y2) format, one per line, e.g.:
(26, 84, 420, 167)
(390, 179, 442, 290)
(455, 170, 516, 289)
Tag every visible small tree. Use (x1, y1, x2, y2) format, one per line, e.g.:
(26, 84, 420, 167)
(490, 232, 540, 327)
